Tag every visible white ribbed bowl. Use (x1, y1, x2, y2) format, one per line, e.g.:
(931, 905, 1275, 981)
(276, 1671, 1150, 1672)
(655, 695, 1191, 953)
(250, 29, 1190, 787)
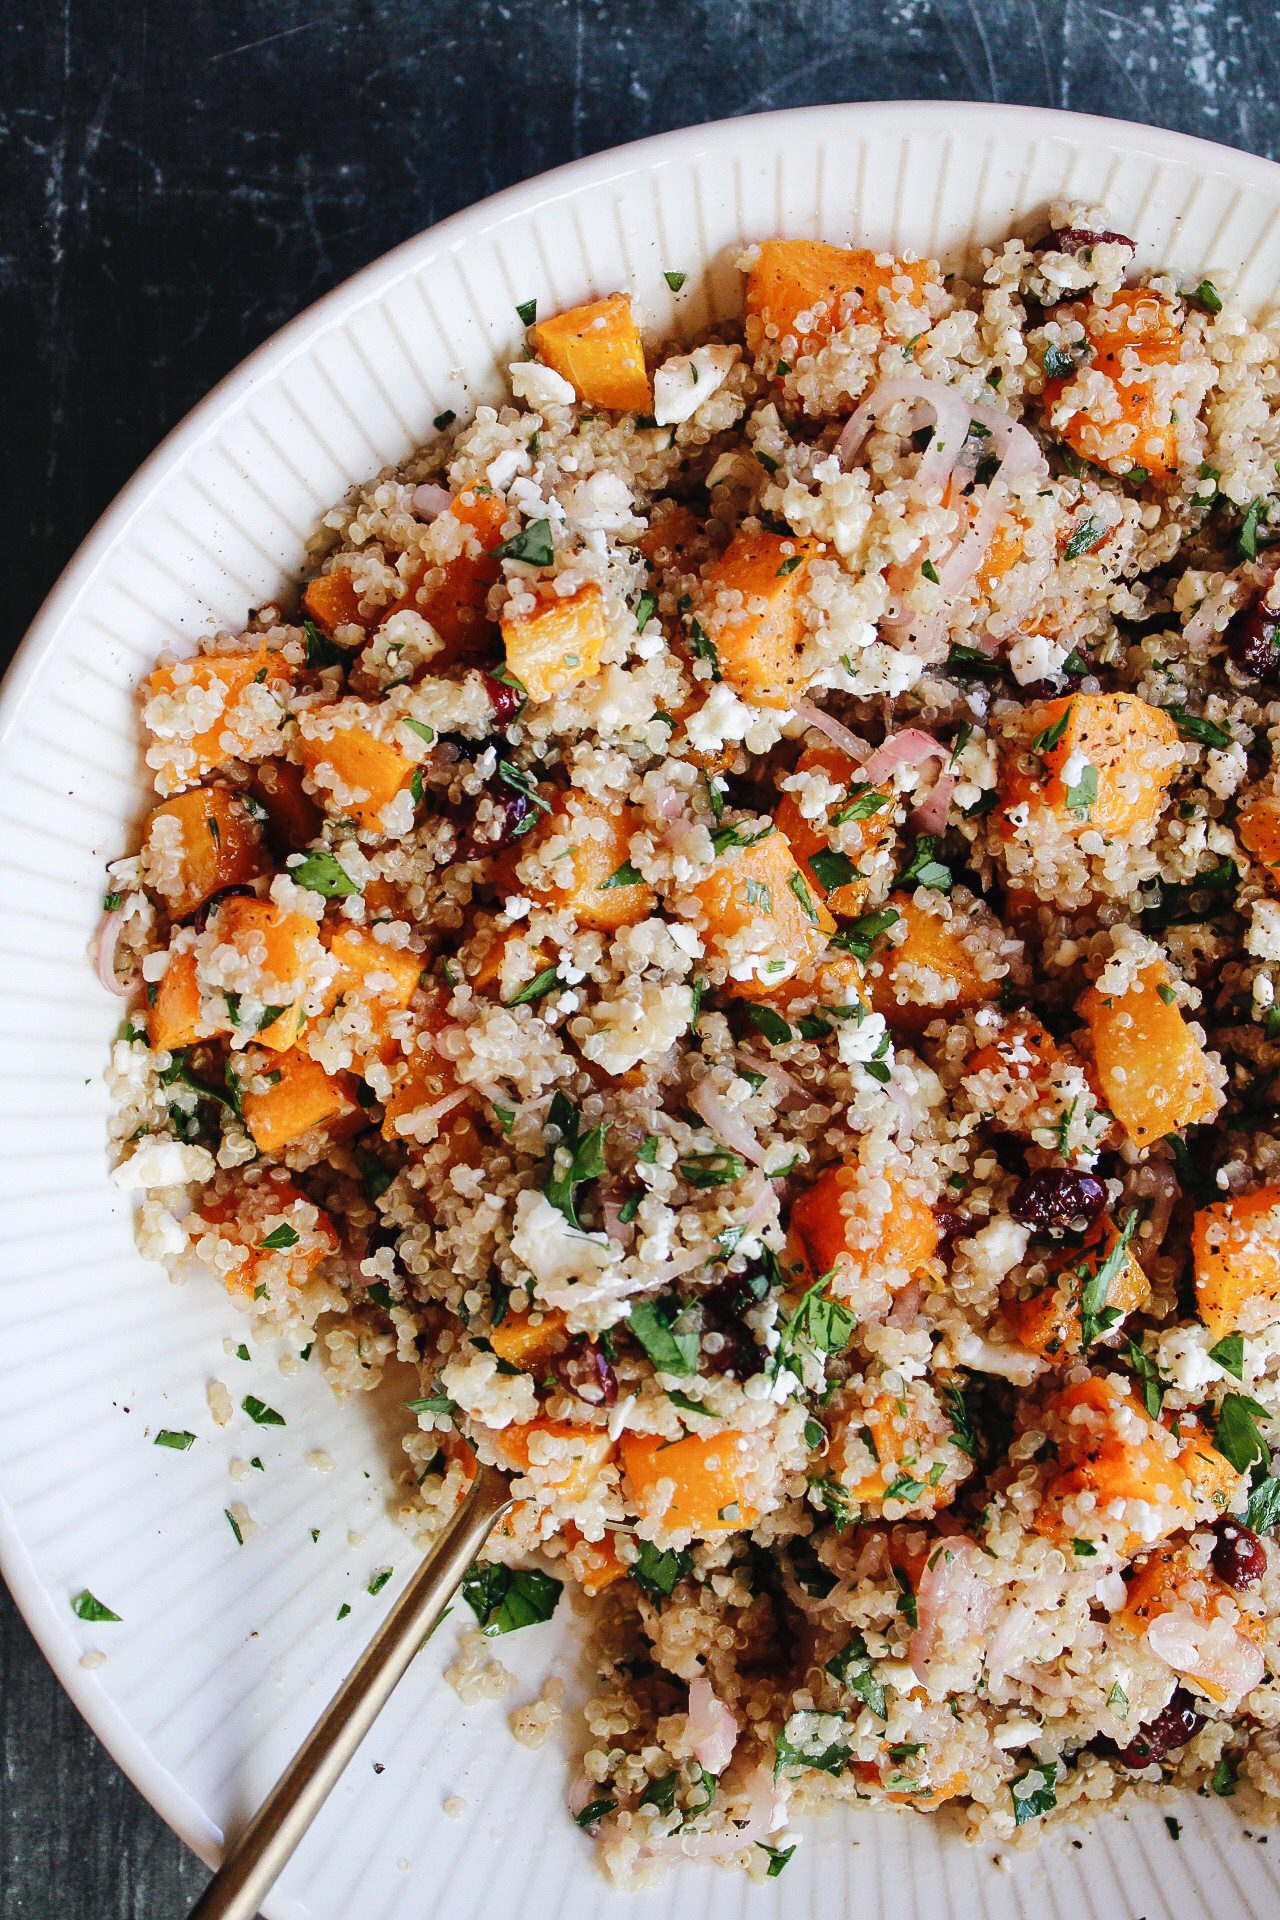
(4, 102, 1279, 1920)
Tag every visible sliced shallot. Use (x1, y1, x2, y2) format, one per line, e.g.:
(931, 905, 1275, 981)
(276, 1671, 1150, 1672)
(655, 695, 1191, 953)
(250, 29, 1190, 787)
(689, 1079, 769, 1168)
(412, 482, 454, 521)
(687, 1677, 739, 1775)
(94, 908, 136, 998)
(790, 698, 870, 762)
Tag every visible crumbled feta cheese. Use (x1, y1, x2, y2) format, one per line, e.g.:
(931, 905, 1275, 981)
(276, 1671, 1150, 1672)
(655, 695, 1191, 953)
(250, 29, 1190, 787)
(112, 1138, 217, 1191)
(509, 360, 576, 409)
(652, 344, 738, 427)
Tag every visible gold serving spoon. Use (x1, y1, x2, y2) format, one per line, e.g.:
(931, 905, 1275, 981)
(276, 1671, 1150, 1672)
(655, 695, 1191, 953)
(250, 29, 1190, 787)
(187, 1463, 512, 1920)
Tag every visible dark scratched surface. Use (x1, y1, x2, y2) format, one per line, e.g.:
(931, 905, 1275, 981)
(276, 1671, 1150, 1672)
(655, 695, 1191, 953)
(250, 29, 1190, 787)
(3, 0, 1280, 1912)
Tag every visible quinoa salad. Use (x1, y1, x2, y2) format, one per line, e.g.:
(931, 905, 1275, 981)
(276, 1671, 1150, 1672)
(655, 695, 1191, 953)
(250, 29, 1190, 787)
(101, 210, 1280, 1881)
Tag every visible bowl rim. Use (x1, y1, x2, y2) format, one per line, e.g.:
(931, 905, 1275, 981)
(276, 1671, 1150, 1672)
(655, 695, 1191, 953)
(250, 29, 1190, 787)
(5, 94, 1280, 1897)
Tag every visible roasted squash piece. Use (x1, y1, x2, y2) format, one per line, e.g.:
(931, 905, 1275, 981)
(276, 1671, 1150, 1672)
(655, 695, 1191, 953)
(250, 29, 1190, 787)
(788, 1161, 938, 1285)
(866, 896, 1003, 1032)
(1002, 692, 1180, 842)
(205, 896, 322, 1053)
(143, 786, 268, 919)
(1237, 795, 1280, 887)
(1192, 1183, 1280, 1338)
(489, 1308, 568, 1371)
(295, 716, 415, 831)
(692, 825, 834, 996)
(1036, 1375, 1195, 1548)
(144, 645, 294, 787)
(240, 1049, 358, 1156)
(1002, 1214, 1149, 1362)
(1042, 287, 1185, 482)
(698, 528, 824, 709)
(521, 794, 655, 932)
(774, 740, 894, 917)
(148, 947, 205, 1053)
(621, 1429, 759, 1537)
(1080, 960, 1222, 1150)
(501, 584, 609, 704)
(530, 294, 650, 412)
(744, 240, 931, 368)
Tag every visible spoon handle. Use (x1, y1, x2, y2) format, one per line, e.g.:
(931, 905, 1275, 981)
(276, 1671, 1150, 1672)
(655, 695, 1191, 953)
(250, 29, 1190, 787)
(187, 1464, 512, 1920)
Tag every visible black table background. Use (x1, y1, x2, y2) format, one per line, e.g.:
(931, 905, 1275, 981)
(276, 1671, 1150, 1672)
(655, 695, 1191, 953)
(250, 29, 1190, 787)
(4, 1, 1280, 1913)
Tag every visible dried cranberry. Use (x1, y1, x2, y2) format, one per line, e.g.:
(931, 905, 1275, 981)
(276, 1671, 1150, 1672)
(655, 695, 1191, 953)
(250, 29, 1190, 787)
(1225, 586, 1280, 680)
(932, 1204, 971, 1251)
(1050, 226, 1137, 257)
(484, 672, 524, 728)
(552, 1339, 618, 1408)
(1114, 1689, 1204, 1768)
(189, 882, 258, 931)
(1212, 1516, 1268, 1590)
(699, 1272, 765, 1380)
(459, 782, 534, 859)
(1010, 1168, 1107, 1233)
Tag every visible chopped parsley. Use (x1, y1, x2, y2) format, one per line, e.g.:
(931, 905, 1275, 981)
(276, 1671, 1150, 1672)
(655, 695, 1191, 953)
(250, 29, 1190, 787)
(744, 1004, 792, 1046)
(494, 517, 553, 566)
(635, 590, 657, 633)
(505, 965, 561, 1006)
(462, 1561, 562, 1635)
(627, 1298, 700, 1376)
(898, 835, 952, 893)
(831, 907, 899, 963)
(1127, 1337, 1167, 1419)
(774, 1710, 852, 1778)
(628, 1539, 692, 1601)
(1208, 1332, 1245, 1379)
(687, 617, 721, 679)
(678, 1148, 746, 1189)
(1214, 1392, 1271, 1473)
(771, 1276, 855, 1380)
(663, 269, 687, 292)
(258, 1224, 299, 1252)
(1164, 704, 1232, 751)
(290, 850, 359, 898)
(575, 1797, 618, 1828)
(515, 297, 537, 325)
(832, 786, 890, 825)
(1011, 1763, 1058, 1825)
(824, 1632, 886, 1718)
(242, 1395, 285, 1427)
(367, 1568, 394, 1597)
(1076, 1211, 1137, 1350)
(809, 848, 858, 892)
(545, 1092, 609, 1229)
(1064, 517, 1104, 561)
(1031, 705, 1072, 754)
(154, 1429, 196, 1451)
(71, 1590, 122, 1623)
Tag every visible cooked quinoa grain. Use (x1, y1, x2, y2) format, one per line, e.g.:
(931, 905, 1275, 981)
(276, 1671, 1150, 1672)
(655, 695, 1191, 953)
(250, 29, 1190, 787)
(104, 215, 1280, 1878)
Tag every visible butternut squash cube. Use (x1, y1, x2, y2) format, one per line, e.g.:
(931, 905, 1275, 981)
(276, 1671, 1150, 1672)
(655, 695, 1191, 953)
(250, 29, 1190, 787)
(1081, 960, 1222, 1150)
(698, 527, 824, 709)
(621, 1429, 759, 1537)
(774, 741, 894, 916)
(523, 794, 655, 931)
(489, 1307, 568, 1371)
(240, 1049, 357, 1157)
(144, 645, 294, 786)
(296, 716, 415, 830)
(866, 896, 1003, 1032)
(691, 825, 834, 996)
(1192, 1184, 1280, 1338)
(530, 293, 650, 412)
(744, 240, 931, 368)
(148, 947, 206, 1053)
(789, 1161, 938, 1285)
(1042, 288, 1184, 482)
(143, 786, 268, 919)
(1003, 692, 1180, 842)
(1037, 1375, 1195, 1548)
(501, 584, 608, 704)
(205, 896, 321, 1053)
(1237, 795, 1280, 886)
(1002, 1214, 1149, 1361)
